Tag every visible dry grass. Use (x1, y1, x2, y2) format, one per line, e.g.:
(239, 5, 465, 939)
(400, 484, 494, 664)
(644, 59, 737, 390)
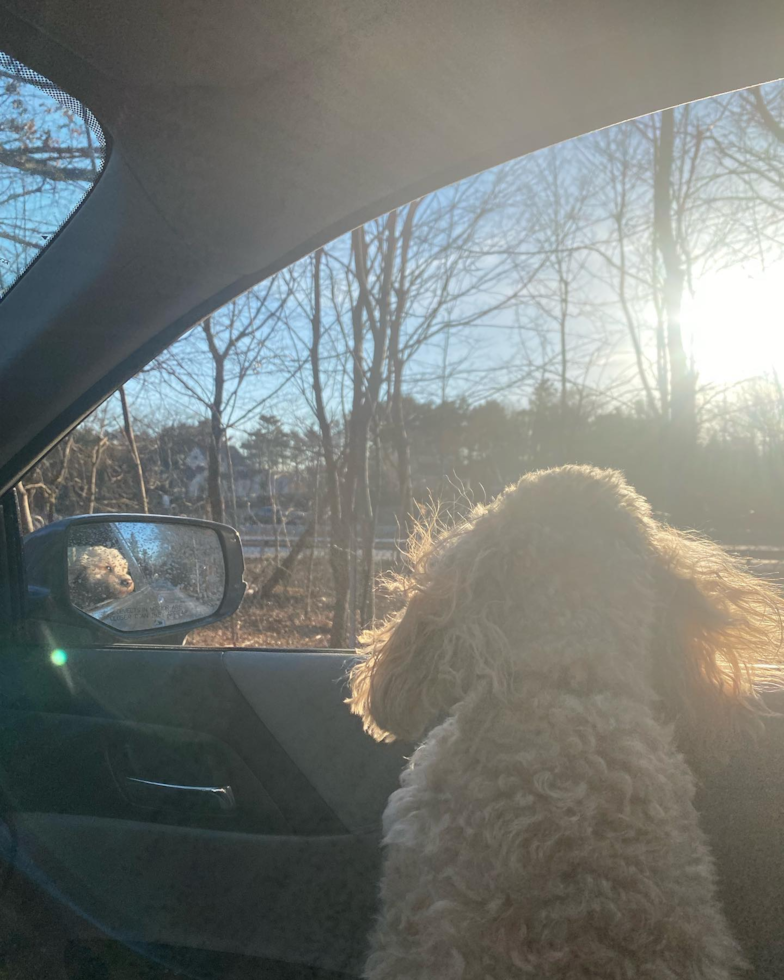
(188, 554, 401, 649)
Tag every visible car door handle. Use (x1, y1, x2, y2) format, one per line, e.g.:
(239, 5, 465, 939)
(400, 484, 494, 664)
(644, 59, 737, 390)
(125, 776, 236, 812)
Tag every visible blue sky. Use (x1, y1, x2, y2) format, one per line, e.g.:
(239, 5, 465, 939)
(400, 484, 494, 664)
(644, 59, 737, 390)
(6, 52, 783, 445)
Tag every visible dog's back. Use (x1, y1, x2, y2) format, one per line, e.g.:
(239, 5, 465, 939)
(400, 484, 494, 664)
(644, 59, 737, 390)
(367, 684, 744, 980)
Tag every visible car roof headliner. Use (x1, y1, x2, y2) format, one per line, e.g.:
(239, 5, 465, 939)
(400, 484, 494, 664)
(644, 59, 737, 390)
(0, 0, 782, 492)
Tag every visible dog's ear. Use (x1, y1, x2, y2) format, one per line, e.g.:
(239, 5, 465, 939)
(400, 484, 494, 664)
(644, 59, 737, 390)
(348, 501, 526, 743)
(347, 577, 471, 743)
(651, 526, 784, 748)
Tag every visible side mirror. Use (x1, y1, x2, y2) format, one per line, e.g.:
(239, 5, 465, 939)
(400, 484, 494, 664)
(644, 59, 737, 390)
(24, 514, 245, 644)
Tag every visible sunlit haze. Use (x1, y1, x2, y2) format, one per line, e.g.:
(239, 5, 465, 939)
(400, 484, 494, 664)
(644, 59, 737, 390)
(683, 264, 784, 385)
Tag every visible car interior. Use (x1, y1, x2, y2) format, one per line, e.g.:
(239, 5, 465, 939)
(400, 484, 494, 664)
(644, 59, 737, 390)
(1, 1, 784, 978)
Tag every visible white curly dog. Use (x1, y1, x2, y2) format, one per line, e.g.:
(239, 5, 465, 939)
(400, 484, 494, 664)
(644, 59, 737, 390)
(68, 544, 135, 609)
(350, 465, 782, 980)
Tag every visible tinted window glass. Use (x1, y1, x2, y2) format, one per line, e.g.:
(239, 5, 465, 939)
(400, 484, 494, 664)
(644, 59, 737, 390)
(0, 51, 105, 295)
(19, 78, 784, 650)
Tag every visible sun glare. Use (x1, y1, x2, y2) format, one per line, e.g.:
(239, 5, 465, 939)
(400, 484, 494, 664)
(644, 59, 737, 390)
(683, 265, 784, 385)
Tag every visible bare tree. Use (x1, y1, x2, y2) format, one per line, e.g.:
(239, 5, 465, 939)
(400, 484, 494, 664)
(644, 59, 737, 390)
(284, 228, 396, 644)
(653, 109, 696, 440)
(0, 69, 105, 292)
(118, 385, 148, 513)
(306, 247, 351, 645)
(511, 147, 599, 456)
(349, 222, 393, 628)
(387, 202, 419, 537)
(378, 169, 540, 538)
(15, 482, 35, 534)
(583, 98, 751, 424)
(699, 80, 784, 278)
(150, 279, 293, 524)
(86, 428, 108, 514)
(305, 460, 320, 616)
(280, 166, 548, 641)
(21, 433, 75, 524)
(259, 516, 317, 600)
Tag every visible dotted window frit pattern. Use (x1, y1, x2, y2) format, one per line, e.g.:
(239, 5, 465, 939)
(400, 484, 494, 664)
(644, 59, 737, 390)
(0, 50, 107, 296)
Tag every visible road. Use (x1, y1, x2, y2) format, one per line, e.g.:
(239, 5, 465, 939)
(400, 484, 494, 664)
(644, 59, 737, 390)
(239, 524, 400, 559)
(238, 528, 784, 575)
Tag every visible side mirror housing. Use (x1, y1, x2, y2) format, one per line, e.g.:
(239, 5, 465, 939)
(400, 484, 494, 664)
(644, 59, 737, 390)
(23, 514, 245, 645)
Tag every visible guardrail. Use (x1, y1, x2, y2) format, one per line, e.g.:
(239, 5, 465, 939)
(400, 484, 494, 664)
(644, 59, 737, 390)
(238, 528, 784, 563)
(725, 545, 784, 561)
(239, 525, 401, 553)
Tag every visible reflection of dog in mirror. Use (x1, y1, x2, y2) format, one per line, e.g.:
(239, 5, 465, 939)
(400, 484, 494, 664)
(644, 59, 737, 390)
(69, 545, 135, 609)
(349, 465, 784, 980)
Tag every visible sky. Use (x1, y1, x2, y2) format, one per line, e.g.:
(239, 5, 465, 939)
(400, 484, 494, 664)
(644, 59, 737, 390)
(0, 61, 104, 293)
(4, 52, 784, 443)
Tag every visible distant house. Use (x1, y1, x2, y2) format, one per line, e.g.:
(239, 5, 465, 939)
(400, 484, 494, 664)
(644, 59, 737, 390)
(184, 446, 209, 500)
(184, 445, 300, 503)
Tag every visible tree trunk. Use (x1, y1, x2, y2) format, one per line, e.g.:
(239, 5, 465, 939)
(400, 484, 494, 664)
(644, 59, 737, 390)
(614, 209, 658, 416)
(388, 202, 419, 548)
(353, 423, 377, 633)
(309, 249, 351, 647)
(119, 385, 149, 513)
(260, 516, 317, 599)
(654, 109, 695, 439)
(348, 223, 391, 640)
(203, 316, 226, 524)
(48, 434, 74, 522)
(225, 436, 239, 529)
(322, 484, 352, 647)
(348, 519, 358, 648)
(359, 430, 381, 629)
(390, 367, 413, 546)
(752, 88, 784, 144)
(207, 415, 224, 524)
(328, 543, 351, 648)
(345, 242, 368, 646)
(87, 436, 107, 514)
(305, 464, 319, 617)
(359, 524, 375, 631)
(16, 482, 35, 535)
(654, 108, 697, 520)
(557, 269, 570, 459)
(269, 467, 280, 565)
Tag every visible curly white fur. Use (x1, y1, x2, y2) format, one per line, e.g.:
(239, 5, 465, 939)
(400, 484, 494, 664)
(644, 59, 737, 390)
(68, 544, 135, 607)
(349, 465, 783, 979)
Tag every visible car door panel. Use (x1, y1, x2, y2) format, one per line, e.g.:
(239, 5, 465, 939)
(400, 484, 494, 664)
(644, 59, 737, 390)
(6, 814, 382, 974)
(224, 650, 411, 833)
(0, 709, 289, 833)
(0, 645, 408, 974)
(11, 642, 784, 977)
(0, 646, 368, 834)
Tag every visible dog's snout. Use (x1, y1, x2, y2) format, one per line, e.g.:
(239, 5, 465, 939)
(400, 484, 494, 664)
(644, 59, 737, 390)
(121, 577, 133, 589)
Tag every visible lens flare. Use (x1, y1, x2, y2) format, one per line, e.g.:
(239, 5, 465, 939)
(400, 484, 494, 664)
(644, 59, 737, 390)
(50, 649, 68, 667)
(682, 265, 784, 384)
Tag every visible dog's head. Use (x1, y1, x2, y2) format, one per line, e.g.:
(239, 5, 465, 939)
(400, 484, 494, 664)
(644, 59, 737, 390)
(69, 545, 135, 607)
(349, 465, 783, 749)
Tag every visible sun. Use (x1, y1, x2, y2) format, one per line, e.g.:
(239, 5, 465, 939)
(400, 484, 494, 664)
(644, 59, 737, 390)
(682, 265, 784, 386)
